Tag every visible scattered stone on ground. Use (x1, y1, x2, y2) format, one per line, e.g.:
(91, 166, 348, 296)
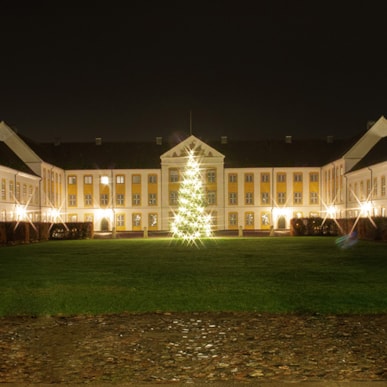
(0, 312, 386, 384)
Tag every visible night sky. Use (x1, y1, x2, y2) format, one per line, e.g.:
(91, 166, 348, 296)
(2, 4, 387, 143)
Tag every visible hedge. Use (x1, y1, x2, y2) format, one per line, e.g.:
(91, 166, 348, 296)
(0, 222, 93, 245)
(290, 217, 387, 241)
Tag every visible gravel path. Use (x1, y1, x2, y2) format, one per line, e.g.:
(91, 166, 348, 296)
(1, 312, 386, 384)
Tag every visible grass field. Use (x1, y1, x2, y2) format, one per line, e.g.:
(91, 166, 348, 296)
(0, 237, 386, 316)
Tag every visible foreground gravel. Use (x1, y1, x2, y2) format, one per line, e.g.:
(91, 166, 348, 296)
(0, 312, 386, 384)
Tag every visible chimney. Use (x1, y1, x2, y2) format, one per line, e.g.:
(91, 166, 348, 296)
(95, 137, 102, 146)
(220, 136, 228, 144)
(54, 137, 61, 146)
(326, 135, 334, 143)
(156, 136, 163, 145)
(285, 135, 292, 144)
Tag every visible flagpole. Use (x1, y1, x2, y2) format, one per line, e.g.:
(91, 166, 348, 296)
(189, 110, 192, 135)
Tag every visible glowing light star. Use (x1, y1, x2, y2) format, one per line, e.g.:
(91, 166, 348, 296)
(171, 148, 212, 246)
(334, 187, 377, 249)
(319, 193, 345, 235)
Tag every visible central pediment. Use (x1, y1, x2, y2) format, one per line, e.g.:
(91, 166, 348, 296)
(161, 135, 225, 161)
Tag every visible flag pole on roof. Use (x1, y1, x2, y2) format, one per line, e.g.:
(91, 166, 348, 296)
(189, 110, 193, 136)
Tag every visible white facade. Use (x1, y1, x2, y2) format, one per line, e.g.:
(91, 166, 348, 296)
(1, 118, 387, 232)
(0, 164, 41, 222)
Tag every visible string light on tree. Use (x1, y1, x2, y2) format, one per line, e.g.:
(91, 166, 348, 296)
(171, 149, 212, 245)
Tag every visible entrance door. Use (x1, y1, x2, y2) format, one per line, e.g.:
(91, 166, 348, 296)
(277, 216, 286, 229)
(101, 218, 109, 231)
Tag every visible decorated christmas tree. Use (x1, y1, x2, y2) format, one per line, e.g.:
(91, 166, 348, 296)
(171, 149, 212, 245)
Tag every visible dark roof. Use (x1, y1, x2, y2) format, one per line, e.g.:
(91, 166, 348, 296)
(0, 142, 37, 175)
(349, 137, 387, 172)
(20, 136, 359, 170)
(26, 140, 172, 169)
(210, 138, 355, 168)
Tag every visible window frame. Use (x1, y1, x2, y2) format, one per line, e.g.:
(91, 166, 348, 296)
(229, 192, 237, 205)
(132, 193, 141, 206)
(84, 175, 93, 184)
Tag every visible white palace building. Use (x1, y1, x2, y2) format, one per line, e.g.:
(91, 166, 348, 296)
(1, 117, 387, 233)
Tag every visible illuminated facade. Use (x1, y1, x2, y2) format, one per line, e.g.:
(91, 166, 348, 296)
(1, 117, 387, 232)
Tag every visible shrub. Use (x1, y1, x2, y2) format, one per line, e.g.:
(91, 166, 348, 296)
(291, 217, 339, 237)
(49, 222, 93, 240)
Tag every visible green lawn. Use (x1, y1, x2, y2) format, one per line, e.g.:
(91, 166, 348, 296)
(0, 237, 386, 316)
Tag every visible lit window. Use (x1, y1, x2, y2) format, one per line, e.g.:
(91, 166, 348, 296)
(84, 175, 92, 184)
(245, 212, 254, 226)
(68, 176, 77, 185)
(149, 213, 158, 227)
(381, 176, 386, 196)
(277, 173, 286, 183)
(100, 176, 109, 185)
(132, 213, 141, 227)
(116, 175, 125, 184)
(261, 212, 270, 225)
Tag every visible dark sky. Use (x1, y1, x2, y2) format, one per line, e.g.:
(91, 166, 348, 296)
(1, 3, 387, 143)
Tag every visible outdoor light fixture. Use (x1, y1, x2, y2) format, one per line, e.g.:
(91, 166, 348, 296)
(360, 201, 373, 217)
(327, 205, 336, 218)
(95, 208, 114, 219)
(15, 204, 27, 221)
(49, 208, 60, 222)
(272, 207, 291, 217)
